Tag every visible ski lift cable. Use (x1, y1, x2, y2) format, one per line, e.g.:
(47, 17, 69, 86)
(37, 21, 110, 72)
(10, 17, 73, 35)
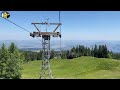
(0, 16, 30, 33)
(0, 16, 42, 42)
(59, 11, 62, 53)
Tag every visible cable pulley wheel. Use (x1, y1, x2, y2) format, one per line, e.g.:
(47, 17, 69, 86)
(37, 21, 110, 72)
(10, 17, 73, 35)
(1, 11, 10, 19)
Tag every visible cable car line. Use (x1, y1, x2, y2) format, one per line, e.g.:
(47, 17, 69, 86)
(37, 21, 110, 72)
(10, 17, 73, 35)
(0, 15, 42, 42)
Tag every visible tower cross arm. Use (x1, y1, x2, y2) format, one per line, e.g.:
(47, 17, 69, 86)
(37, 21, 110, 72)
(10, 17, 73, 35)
(32, 24, 41, 32)
(31, 22, 62, 25)
(33, 32, 61, 36)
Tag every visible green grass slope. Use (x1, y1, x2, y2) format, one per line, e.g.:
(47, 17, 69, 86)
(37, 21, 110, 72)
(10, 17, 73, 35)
(21, 56, 120, 79)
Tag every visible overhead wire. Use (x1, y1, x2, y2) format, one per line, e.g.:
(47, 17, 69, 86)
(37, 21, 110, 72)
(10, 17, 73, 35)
(0, 15, 42, 42)
(0, 16, 30, 33)
(59, 11, 62, 56)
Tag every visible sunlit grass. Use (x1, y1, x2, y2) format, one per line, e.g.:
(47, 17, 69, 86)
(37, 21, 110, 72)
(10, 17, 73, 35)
(21, 56, 120, 79)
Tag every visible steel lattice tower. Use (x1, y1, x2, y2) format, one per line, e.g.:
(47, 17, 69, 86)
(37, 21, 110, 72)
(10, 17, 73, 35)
(30, 22, 61, 79)
(39, 35, 53, 79)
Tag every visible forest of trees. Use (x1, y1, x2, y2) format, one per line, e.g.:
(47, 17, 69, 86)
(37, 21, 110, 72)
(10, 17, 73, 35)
(20, 49, 55, 62)
(21, 44, 120, 60)
(61, 45, 110, 59)
(60, 44, 120, 60)
(1, 42, 120, 79)
(18, 44, 120, 61)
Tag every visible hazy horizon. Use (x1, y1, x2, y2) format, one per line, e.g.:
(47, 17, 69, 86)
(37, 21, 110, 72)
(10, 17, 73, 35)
(0, 40, 120, 53)
(1, 39, 120, 41)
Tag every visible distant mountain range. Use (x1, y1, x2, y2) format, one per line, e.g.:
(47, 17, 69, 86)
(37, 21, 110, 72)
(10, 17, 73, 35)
(0, 40, 120, 53)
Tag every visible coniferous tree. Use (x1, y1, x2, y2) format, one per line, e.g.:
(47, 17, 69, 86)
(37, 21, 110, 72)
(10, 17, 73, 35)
(86, 47, 90, 56)
(37, 51, 42, 60)
(97, 45, 102, 58)
(103, 45, 108, 58)
(24, 51, 31, 62)
(8, 42, 17, 53)
(4, 43, 23, 79)
(84, 47, 87, 56)
(50, 49, 55, 59)
(71, 47, 76, 52)
(94, 44, 98, 57)
(78, 45, 81, 57)
(0, 43, 9, 78)
(91, 47, 94, 57)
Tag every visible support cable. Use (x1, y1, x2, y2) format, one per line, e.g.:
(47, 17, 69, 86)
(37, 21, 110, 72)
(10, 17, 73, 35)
(0, 16, 42, 42)
(59, 11, 62, 57)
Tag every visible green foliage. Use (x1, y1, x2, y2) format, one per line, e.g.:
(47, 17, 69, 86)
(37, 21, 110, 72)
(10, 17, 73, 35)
(19, 44, 112, 61)
(112, 53, 120, 60)
(107, 52, 112, 59)
(22, 51, 43, 62)
(6, 49, 23, 79)
(0, 43, 9, 78)
(23, 51, 31, 62)
(61, 51, 67, 59)
(1, 43, 9, 60)
(37, 51, 42, 60)
(50, 49, 55, 59)
(0, 43, 24, 79)
(94, 44, 98, 57)
(8, 42, 17, 53)
(69, 44, 110, 59)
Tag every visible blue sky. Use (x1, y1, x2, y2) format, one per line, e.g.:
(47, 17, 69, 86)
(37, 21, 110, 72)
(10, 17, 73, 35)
(1, 11, 120, 40)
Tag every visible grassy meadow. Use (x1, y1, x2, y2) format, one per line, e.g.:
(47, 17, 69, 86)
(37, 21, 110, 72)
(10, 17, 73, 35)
(21, 56, 120, 79)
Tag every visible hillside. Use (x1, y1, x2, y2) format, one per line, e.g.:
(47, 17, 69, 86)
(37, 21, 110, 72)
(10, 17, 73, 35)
(21, 56, 120, 79)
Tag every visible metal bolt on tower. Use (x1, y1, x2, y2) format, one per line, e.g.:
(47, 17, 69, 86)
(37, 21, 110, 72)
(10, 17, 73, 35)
(30, 22, 62, 79)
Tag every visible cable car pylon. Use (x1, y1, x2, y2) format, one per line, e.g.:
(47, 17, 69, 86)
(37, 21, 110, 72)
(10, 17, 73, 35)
(30, 12, 62, 79)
